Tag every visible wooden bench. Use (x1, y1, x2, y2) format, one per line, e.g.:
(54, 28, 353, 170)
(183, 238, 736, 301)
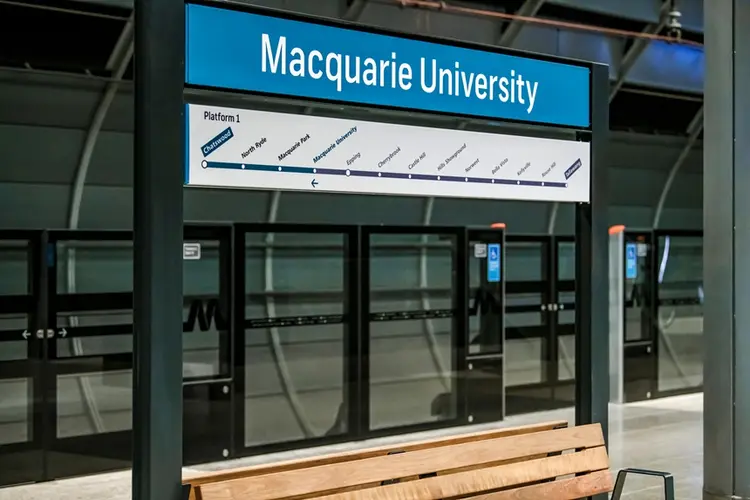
(182, 420, 674, 500)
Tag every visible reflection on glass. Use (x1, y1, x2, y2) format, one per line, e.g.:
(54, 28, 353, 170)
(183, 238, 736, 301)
(656, 236, 703, 392)
(0, 241, 28, 296)
(183, 241, 224, 379)
(506, 242, 543, 281)
(0, 314, 30, 362)
(0, 242, 32, 450)
(56, 241, 133, 294)
(56, 371, 132, 438)
(557, 241, 575, 282)
(0, 378, 29, 445)
(244, 232, 348, 446)
(369, 233, 456, 430)
(556, 241, 576, 386)
(503, 242, 546, 388)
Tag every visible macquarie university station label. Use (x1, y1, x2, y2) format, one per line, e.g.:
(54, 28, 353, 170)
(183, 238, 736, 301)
(184, 3, 591, 128)
(183, 2, 593, 202)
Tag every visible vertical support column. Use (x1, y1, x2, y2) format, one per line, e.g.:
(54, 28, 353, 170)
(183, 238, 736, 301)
(132, 0, 184, 499)
(703, 1, 750, 498)
(575, 63, 610, 453)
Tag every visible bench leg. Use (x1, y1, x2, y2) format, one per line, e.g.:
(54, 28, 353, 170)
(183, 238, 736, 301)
(182, 484, 192, 500)
(611, 468, 675, 500)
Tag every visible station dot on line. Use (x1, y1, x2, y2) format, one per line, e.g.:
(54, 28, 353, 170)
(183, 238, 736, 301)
(241, 164, 245, 169)
(378, 172, 381, 177)
(201, 160, 207, 168)
(313, 168, 317, 173)
(278, 166, 282, 171)
(346, 169, 351, 176)
(437, 176, 441, 180)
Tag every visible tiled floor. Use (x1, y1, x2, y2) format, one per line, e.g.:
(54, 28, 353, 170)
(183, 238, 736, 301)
(0, 394, 703, 499)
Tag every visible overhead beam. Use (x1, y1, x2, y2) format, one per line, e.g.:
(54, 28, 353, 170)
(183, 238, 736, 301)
(497, 0, 547, 47)
(609, 0, 670, 102)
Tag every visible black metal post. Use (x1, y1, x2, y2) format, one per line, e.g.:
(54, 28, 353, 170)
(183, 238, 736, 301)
(133, 0, 185, 498)
(703, 1, 750, 498)
(575, 63, 610, 447)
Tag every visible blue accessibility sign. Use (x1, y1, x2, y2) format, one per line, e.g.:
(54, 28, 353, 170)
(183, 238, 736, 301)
(487, 243, 501, 283)
(625, 243, 637, 279)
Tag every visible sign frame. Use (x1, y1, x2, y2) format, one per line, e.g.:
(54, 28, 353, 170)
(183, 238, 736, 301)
(184, 0, 593, 131)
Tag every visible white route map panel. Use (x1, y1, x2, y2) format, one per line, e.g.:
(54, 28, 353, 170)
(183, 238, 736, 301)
(185, 104, 591, 203)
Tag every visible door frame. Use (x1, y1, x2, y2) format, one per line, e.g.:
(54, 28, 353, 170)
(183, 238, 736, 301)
(465, 227, 506, 423)
(231, 223, 362, 455)
(502, 234, 575, 414)
(360, 224, 468, 437)
(651, 229, 704, 399)
(0, 230, 46, 486)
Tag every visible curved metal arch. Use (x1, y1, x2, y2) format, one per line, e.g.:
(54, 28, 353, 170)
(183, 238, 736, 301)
(652, 106, 704, 229)
(651, 105, 703, 388)
(263, 190, 315, 437)
(415, 120, 473, 389)
(419, 196, 451, 390)
(65, 14, 134, 435)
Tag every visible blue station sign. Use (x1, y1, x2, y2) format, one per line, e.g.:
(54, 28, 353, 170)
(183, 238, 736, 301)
(185, 3, 591, 128)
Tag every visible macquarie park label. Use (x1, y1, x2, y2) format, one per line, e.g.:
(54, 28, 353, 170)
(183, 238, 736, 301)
(184, 3, 591, 128)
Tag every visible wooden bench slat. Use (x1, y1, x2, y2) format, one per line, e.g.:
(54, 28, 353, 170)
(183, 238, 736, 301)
(468, 470, 614, 500)
(183, 420, 568, 488)
(200, 426, 606, 500)
(304, 447, 608, 500)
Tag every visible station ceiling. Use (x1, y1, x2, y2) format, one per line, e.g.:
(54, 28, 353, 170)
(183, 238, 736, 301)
(0, 0, 704, 137)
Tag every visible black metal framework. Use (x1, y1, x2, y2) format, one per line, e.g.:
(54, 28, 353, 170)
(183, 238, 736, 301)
(231, 223, 362, 455)
(464, 227, 504, 424)
(185, 0, 594, 131)
(128, 0, 609, 496)
(503, 234, 577, 415)
(576, 64, 610, 465)
(0, 230, 45, 486)
(611, 468, 675, 500)
(621, 229, 704, 403)
(0, 223, 505, 485)
(361, 225, 468, 435)
(229, 223, 479, 456)
(0, 225, 233, 487)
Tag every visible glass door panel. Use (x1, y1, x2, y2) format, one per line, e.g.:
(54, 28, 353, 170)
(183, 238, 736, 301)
(655, 234, 703, 394)
(366, 229, 458, 431)
(622, 231, 657, 402)
(0, 234, 44, 486)
(239, 226, 353, 448)
(47, 234, 134, 479)
(503, 237, 552, 415)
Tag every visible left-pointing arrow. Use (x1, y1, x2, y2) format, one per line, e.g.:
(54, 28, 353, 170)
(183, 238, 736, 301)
(21, 330, 29, 339)
(311, 178, 319, 188)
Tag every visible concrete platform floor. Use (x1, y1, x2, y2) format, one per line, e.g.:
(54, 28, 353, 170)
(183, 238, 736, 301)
(0, 393, 703, 499)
